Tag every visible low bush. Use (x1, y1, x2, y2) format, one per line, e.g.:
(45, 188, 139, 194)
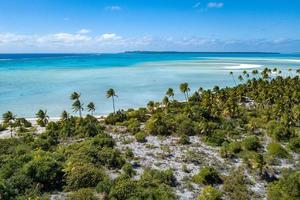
(178, 134, 190, 145)
(267, 142, 289, 158)
(267, 170, 300, 200)
(223, 169, 250, 200)
(220, 141, 242, 158)
(198, 186, 222, 200)
(65, 162, 108, 191)
(67, 188, 97, 200)
(135, 131, 147, 143)
(289, 137, 300, 153)
(192, 167, 222, 185)
(242, 136, 261, 151)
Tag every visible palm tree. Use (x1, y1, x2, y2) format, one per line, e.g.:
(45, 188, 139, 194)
(166, 88, 175, 101)
(72, 99, 84, 118)
(229, 71, 237, 86)
(198, 87, 204, 93)
(162, 96, 169, 108)
(61, 110, 69, 121)
(238, 75, 244, 83)
(35, 109, 49, 127)
(179, 82, 190, 102)
(106, 88, 117, 113)
(70, 92, 81, 101)
(288, 68, 292, 77)
(2, 111, 16, 137)
(252, 69, 258, 76)
(147, 101, 155, 113)
(87, 102, 96, 116)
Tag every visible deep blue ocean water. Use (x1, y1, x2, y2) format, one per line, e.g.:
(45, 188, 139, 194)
(1, 52, 300, 118)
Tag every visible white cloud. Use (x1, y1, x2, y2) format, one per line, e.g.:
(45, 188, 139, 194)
(0, 33, 29, 44)
(37, 33, 91, 43)
(0, 31, 299, 53)
(96, 33, 122, 42)
(77, 29, 90, 34)
(207, 2, 224, 8)
(105, 6, 122, 11)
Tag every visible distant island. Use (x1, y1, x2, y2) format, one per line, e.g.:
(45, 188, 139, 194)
(125, 51, 280, 54)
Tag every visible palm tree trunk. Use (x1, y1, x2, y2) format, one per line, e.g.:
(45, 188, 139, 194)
(10, 127, 13, 138)
(112, 96, 115, 113)
(79, 109, 82, 118)
(231, 75, 237, 86)
(172, 96, 175, 101)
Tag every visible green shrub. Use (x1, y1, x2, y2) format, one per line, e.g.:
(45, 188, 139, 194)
(198, 186, 222, 200)
(223, 169, 250, 200)
(109, 176, 137, 200)
(175, 116, 195, 136)
(122, 163, 136, 177)
(135, 131, 147, 143)
(127, 108, 149, 122)
(96, 147, 125, 168)
(105, 110, 127, 125)
(242, 151, 264, 171)
(289, 137, 300, 153)
(67, 188, 97, 200)
(192, 167, 222, 185)
(96, 177, 112, 195)
(178, 134, 190, 145)
(122, 118, 140, 134)
(220, 141, 241, 158)
(204, 130, 226, 146)
(267, 122, 293, 142)
(145, 113, 173, 136)
(267, 142, 289, 158)
(267, 170, 300, 200)
(65, 162, 108, 191)
(141, 168, 177, 187)
(242, 136, 261, 151)
(23, 150, 64, 191)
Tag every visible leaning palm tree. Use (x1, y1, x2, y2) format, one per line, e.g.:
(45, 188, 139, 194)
(72, 99, 84, 118)
(179, 82, 190, 102)
(87, 102, 96, 116)
(166, 88, 175, 101)
(229, 71, 237, 86)
(35, 109, 49, 127)
(106, 88, 117, 113)
(2, 111, 16, 138)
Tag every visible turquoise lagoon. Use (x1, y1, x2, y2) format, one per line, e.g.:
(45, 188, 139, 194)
(0, 52, 300, 118)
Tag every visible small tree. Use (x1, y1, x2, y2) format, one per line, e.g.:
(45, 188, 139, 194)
(87, 102, 96, 116)
(2, 111, 16, 137)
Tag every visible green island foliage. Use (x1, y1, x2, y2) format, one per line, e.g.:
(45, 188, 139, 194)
(0, 67, 300, 199)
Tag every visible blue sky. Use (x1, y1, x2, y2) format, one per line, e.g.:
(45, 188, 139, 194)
(0, 0, 300, 52)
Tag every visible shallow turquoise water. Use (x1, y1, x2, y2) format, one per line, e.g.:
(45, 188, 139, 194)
(0, 53, 300, 118)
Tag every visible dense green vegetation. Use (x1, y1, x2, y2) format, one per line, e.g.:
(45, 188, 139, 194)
(0, 67, 299, 199)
